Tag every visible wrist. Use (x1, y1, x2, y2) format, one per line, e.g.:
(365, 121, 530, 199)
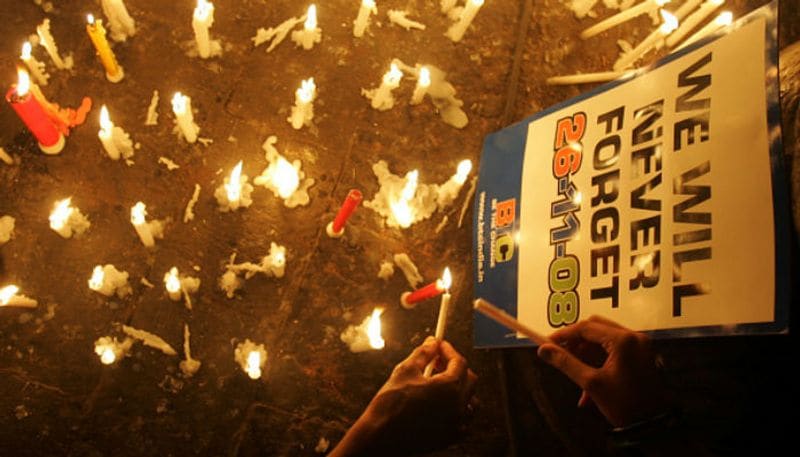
(608, 407, 683, 450)
(329, 411, 384, 457)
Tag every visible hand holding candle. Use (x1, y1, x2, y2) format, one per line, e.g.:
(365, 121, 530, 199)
(86, 14, 125, 82)
(291, 4, 322, 50)
(423, 268, 452, 377)
(326, 189, 363, 238)
(6, 68, 64, 154)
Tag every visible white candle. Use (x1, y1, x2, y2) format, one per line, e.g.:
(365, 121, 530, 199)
(365, 63, 403, 111)
(20, 42, 49, 86)
(340, 307, 385, 352)
(674, 10, 732, 50)
(353, 0, 377, 37)
(614, 9, 678, 70)
(180, 324, 202, 377)
(88, 264, 132, 298)
(49, 198, 91, 238)
(666, 0, 725, 48)
(581, 0, 670, 39)
(267, 242, 287, 278)
(0, 285, 38, 308)
(0, 215, 14, 243)
(673, 0, 704, 20)
(387, 10, 427, 30)
(130, 202, 158, 247)
(291, 4, 322, 50)
(101, 0, 137, 42)
(547, 70, 633, 85)
(193, 0, 216, 59)
(410, 66, 431, 105)
(36, 19, 73, 70)
(171, 92, 200, 143)
(98, 105, 134, 161)
(215, 161, 254, 211)
(424, 268, 452, 377)
(445, 0, 484, 42)
(94, 336, 133, 364)
(436, 160, 473, 208)
(234, 339, 267, 379)
(288, 78, 317, 129)
(254, 137, 312, 208)
(164, 267, 182, 301)
(390, 170, 418, 228)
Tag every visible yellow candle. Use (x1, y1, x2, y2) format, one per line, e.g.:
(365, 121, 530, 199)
(86, 14, 124, 82)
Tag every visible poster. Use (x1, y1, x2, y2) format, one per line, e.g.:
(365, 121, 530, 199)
(473, 1, 791, 348)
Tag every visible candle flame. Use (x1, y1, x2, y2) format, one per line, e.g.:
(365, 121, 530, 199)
(440, 267, 453, 291)
(87, 14, 95, 25)
(391, 170, 418, 228)
(49, 198, 74, 231)
(272, 250, 285, 267)
(305, 4, 317, 30)
(16, 68, 30, 97)
(194, 0, 214, 20)
(384, 63, 403, 85)
(21, 42, 32, 60)
(297, 78, 316, 104)
(99, 346, 116, 364)
(655, 0, 671, 6)
(659, 10, 679, 34)
(274, 157, 300, 199)
(710, 0, 724, 5)
(471, 0, 485, 6)
(164, 267, 181, 293)
(574, 191, 583, 205)
(454, 159, 473, 185)
(716, 11, 733, 25)
(171, 92, 187, 115)
(418, 67, 431, 88)
(99, 105, 113, 136)
(225, 161, 244, 203)
(363, 0, 376, 7)
(0, 285, 20, 305)
(131, 202, 147, 225)
(367, 307, 385, 349)
(401, 170, 418, 201)
(246, 351, 262, 379)
(88, 265, 105, 291)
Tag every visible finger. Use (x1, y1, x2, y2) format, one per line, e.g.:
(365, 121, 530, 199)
(464, 369, 478, 402)
(404, 337, 439, 370)
(587, 315, 630, 331)
(577, 389, 592, 408)
(433, 340, 467, 383)
(538, 343, 599, 391)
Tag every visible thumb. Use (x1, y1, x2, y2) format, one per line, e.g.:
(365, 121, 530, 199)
(538, 343, 598, 392)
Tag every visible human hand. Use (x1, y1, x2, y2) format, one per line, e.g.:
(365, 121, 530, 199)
(329, 337, 478, 456)
(537, 315, 672, 428)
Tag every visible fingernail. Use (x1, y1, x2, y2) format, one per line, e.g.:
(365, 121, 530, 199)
(537, 346, 553, 362)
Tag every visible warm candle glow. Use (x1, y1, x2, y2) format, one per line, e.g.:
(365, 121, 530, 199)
(272, 250, 286, 267)
(20, 42, 32, 60)
(391, 170, 418, 228)
(0, 285, 19, 305)
(16, 68, 30, 97)
(99, 105, 113, 136)
(274, 157, 300, 199)
(225, 161, 244, 203)
(574, 191, 583, 205)
(298, 78, 316, 104)
(99, 346, 116, 364)
(164, 267, 181, 294)
(194, 0, 213, 20)
(660, 10, 679, 34)
(716, 10, 733, 25)
(454, 160, 473, 185)
(439, 267, 452, 291)
(401, 170, 419, 201)
(363, 0, 375, 7)
(171, 92, 187, 115)
(384, 63, 403, 85)
(418, 67, 431, 88)
(367, 307, 385, 349)
(304, 4, 317, 30)
(472, 0, 485, 6)
(87, 14, 95, 25)
(131, 202, 147, 225)
(89, 265, 105, 291)
(246, 351, 262, 379)
(49, 198, 74, 231)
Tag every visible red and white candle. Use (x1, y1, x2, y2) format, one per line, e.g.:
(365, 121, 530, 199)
(5, 68, 64, 154)
(326, 189, 363, 238)
(401, 267, 449, 308)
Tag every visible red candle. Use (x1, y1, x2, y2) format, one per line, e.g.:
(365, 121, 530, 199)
(401, 280, 444, 308)
(6, 69, 64, 154)
(326, 189, 363, 238)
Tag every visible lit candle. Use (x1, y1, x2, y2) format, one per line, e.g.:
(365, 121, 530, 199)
(674, 10, 732, 49)
(410, 66, 431, 105)
(353, 0, 377, 37)
(88, 264, 132, 298)
(673, 0, 704, 20)
(291, 4, 322, 50)
(581, 0, 671, 39)
(36, 19, 73, 70)
(445, 0, 484, 42)
(5, 68, 64, 154)
(666, 0, 725, 48)
(364, 62, 403, 111)
(437, 160, 473, 208)
(164, 267, 182, 301)
(98, 105, 134, 160)
(86, 14, 125, 82)
(267, 242, 287, 277)
(193, 0, 219, 59)
(235, 339, 267, 379)
(423, 268, 452, 377)
(20, 42, 49, 86)
(389, 169, 418, 228)
(340, 307, 385, 352)
(101, 0, 137, 42)
(546, 70, 632, 85)
(0, 285, 38, 308)
(171, 92, 200, 143)
(49, 197, 90, 238)
(94, 336, 133, 364)
(326, 189, 363, 238)
(130, 202, 163, 248)
(613, 10, 679, 70)
(287, 77, 317, 130)
(401, 267, 448, 309)
(215, 161, 254, 211)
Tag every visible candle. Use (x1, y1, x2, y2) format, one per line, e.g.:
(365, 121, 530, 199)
(98, 105, 134, 160)
(235, 339, 267, 379)
(674, 10, 732, 50)
(0, 215, 14, 243)
(179, 324, 202, 377)
(254, 136, 313, 208)
(0, 285, 38, 308)
(474, 298, 551, 345)
(88, 264, 132, 298)
(101, 0, 137, 41)
(340, 307, 385, 352)
(171, 92, 200, 143)
(546, 70, 633, 85)
(130, 202, 163, 248)
(614, 9, 679, 70)
(291, 4, 322, 50)
(0, 148, 13, 166)
(445, 0, 484, 42)
(49, 198, 91, 238)
(364, 63, 403, 111)
(410, 66, 431, 105)
(353, 0, 377, 37)
(94, 336, 133, 364)
(163, 267, 201, 308)
(215, 161, 254, 211)
(390, 169, 418, 228)
(437, 159, 473, 208)
(267, 242, 287, 277)
(326, 189, 363, 238)
(193, 0, 220, 59)
(288, 78, 317, 130)
(401, 267, 448, 309)
(387, 10, 427, 31)
(20, 42, 49, 86)
(36, 19, 73, 70)
(581, 0, 671, 39)
(164, 267, 182, 301)
(673, 0, 704, 20)
(86, 15, 125, 82)
(5, 69, 64, 155)
(122, 325, 178, 356)
(423, 268, 452, 377)
(666, 0, 725, 48)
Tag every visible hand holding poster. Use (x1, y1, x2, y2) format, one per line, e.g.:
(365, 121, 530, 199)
(473, 2, 791, 348)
